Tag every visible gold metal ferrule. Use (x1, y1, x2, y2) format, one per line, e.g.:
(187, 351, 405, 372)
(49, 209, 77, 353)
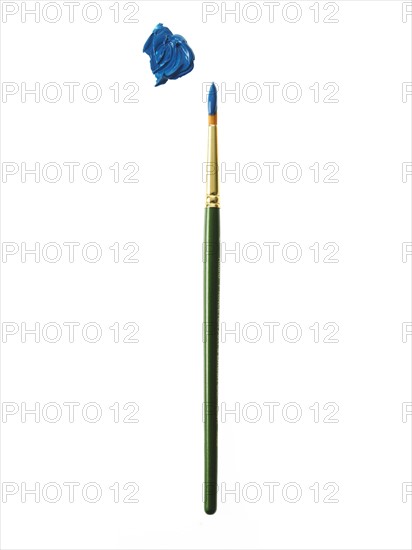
(206, 125, 219, 208)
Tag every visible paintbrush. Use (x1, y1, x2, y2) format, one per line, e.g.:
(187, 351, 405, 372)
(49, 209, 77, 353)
(204, 82, 219, 515)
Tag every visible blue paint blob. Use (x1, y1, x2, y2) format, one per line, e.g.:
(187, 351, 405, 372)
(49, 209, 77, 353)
(143, 23, 195, 87)
(208, 83, 217, 115)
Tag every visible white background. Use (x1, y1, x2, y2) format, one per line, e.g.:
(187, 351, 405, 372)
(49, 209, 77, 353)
(1, 1, 411, 549)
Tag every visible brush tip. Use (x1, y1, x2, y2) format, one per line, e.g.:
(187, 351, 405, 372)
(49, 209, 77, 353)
(208, 83, 217, 116)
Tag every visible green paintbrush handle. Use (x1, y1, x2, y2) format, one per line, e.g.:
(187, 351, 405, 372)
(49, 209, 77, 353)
(203, 206, 220, 515)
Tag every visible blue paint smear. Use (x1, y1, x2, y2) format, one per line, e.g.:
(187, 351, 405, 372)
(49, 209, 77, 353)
(208, 83, 217, 115)
(143, 23, 195, 87)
